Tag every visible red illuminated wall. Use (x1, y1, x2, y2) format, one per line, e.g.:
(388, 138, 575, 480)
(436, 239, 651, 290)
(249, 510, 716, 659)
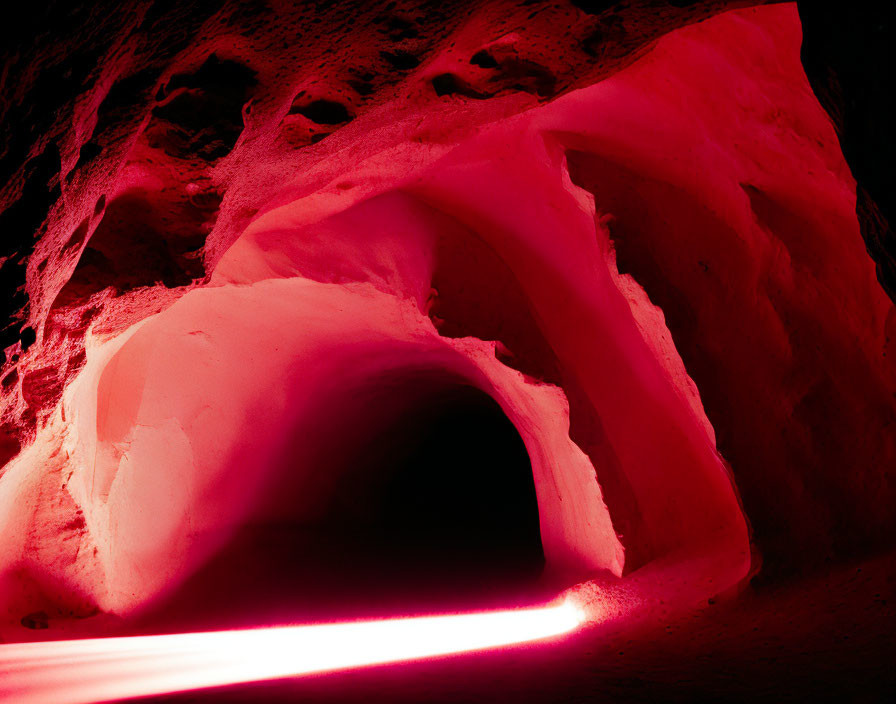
(0, 1, 893, 646)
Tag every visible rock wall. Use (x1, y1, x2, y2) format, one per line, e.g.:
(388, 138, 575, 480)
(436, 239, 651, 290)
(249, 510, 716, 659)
(0, 1, 892, 637)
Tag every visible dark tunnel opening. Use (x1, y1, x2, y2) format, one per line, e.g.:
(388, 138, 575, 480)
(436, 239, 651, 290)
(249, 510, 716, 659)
(329, 383, 545, 590)
(137, 378, 546, 632)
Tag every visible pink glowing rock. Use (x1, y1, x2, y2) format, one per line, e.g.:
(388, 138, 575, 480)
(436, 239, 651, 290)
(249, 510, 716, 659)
(0, 4, 892, 647)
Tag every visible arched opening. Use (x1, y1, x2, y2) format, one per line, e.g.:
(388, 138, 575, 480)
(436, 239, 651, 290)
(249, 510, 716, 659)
(139, 373, 545, 631)
(318, 380, 546, 610)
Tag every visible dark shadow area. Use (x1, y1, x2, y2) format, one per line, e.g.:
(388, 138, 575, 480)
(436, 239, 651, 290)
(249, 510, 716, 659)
(136, 378, 546, 633)
(798, 1, 896, 301)
(0, 143, 61, 357)
(52, 186, 218, 307)
(148, 54, 257, 161)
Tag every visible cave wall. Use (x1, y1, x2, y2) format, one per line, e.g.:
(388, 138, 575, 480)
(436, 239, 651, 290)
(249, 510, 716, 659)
(0, 0, 893, 633)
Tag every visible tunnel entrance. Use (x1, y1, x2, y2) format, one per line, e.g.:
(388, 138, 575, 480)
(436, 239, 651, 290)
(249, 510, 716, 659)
(320, 382, 546, 605)
(142, 376, 546, 631)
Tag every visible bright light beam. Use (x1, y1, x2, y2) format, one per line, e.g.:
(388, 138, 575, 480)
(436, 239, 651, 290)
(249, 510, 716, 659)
(0, 599, 585, 704)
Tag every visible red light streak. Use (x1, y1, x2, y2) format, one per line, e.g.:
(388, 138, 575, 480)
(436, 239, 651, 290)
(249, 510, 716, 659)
(0, 599, 585, 704)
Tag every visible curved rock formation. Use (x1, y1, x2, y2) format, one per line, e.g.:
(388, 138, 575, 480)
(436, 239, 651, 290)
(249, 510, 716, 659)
(0, 0, 893, 699)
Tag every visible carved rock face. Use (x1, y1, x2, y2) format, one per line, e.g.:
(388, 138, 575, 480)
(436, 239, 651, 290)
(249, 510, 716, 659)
(0, 2, 893, 652)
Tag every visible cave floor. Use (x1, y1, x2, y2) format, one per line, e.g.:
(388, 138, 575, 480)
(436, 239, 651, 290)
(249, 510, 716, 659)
(138, 551, 895, 703)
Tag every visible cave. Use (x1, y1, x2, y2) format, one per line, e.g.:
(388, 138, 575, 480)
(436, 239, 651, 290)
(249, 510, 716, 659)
(142, 376, 546, 630)
(312, 379, 545, 604)
(0, 1, 894, 702)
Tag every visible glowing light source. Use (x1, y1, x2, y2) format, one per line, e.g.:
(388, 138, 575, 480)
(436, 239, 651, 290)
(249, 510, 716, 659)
(0, 599, 585, 704)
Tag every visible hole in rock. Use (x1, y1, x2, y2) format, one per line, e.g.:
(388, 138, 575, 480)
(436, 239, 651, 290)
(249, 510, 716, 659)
(0, 427, 20, 469)
(52, 186, 217, 307)
(147, 54, 257, 161)
(140, 377, 546, 632)
(380, 50, 420, 71)
(289, 98, 353, 125)
(470, 50, 498, 68)
(431, 73, 488, 99)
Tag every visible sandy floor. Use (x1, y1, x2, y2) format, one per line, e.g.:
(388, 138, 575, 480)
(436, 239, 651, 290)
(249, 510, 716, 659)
(136, 552, 894, 703)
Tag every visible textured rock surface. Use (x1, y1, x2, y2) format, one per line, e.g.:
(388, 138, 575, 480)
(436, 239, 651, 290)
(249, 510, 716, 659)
(0, 2, 893, 698)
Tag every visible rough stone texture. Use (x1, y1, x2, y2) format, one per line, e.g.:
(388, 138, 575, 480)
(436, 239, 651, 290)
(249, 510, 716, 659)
(0, 0, 772, 461)
(0, 2, 893, 698)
